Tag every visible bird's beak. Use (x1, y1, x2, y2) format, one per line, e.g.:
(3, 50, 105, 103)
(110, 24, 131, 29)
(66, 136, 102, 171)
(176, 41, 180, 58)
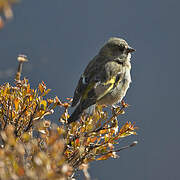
(127, 46, 136, 53)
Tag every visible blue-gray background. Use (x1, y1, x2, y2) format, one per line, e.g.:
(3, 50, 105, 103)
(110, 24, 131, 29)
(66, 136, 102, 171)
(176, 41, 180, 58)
(0, 0, 180, 179)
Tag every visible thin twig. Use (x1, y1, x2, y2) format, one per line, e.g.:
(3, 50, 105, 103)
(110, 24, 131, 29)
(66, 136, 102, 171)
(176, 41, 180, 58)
(14, 106, 28, 136)
(23, 104, 38, 132)
(97, 141, 138, 157)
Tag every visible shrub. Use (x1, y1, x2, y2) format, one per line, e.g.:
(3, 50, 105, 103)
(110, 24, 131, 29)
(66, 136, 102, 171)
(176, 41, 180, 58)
(0, 55, 137, 179)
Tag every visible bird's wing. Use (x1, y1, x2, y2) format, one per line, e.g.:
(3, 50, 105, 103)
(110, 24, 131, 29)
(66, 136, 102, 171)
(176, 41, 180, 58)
(71, 75, 88, 107)
(71, 55, 101, 107)
(81, 61, 124, 104)
(72, 57, 124, 107)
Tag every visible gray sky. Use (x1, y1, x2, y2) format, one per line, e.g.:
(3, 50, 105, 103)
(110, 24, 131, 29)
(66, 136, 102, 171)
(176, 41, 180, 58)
(0, 0, 180, 179)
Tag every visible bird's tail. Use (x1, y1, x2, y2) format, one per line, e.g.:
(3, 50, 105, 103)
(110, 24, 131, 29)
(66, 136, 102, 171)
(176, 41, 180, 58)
(67, 104, 96, 124)
(67, 104, 84, 124)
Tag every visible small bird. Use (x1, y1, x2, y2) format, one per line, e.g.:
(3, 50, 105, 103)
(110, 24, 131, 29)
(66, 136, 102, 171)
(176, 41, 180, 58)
(68, 37, 135, 124)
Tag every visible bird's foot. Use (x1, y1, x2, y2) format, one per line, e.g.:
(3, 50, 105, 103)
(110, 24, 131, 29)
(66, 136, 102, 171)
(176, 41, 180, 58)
(111, 104, 121, 115)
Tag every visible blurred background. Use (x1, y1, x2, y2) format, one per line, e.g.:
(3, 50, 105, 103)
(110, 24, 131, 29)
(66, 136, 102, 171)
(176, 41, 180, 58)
(0, 0, 180, 179)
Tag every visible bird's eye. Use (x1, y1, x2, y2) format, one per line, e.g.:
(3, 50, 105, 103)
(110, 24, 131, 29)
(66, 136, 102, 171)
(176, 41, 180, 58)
(118, 45, 125, 51)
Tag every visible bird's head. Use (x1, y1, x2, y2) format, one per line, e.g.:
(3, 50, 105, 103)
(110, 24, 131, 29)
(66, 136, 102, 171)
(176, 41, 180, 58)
(100, 37, 135, 62)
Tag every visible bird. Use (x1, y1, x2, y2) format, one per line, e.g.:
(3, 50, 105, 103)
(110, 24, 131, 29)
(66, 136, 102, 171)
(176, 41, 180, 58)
(68, 37, 135, 124)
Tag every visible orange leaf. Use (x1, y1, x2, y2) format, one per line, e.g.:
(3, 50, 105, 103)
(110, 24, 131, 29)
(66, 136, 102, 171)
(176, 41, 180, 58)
(38, 83, 44, 94)
(63, 103, 70, 108)
(96, 153, 112, 161)
(121, 100, 129, 108)
(0, 17, 4, 29)
(41, 81, 47, 89)
(75, 138, 80, 146)
(40, 100, 47, 110)
(26, 84, 31, 93)
(54, 96, 61, 105)
(3, 87, 7, 96)
(47, 98, 54, 104)
(90, 137, 97, 143)
(17, 167, 25, 176)
(14, 98, 20, 111)
(100, 129, 108, 134)
(42, 89, 51, 96)
(117, 109, 125, 115)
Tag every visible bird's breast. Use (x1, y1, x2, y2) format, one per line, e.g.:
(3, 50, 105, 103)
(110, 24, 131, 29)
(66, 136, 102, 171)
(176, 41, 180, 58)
(97, 65, 131, 105)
